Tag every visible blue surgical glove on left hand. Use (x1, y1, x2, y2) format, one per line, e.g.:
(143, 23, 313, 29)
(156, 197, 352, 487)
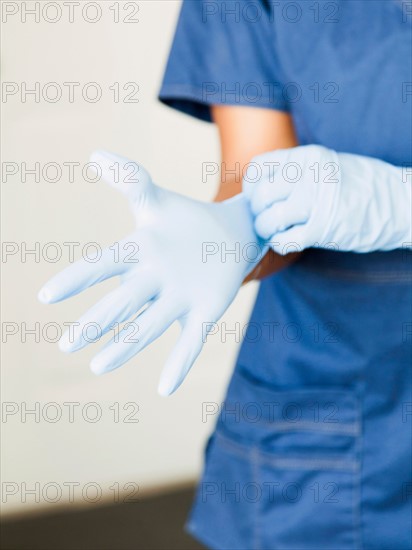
(38, 151, 263, 396)
(244, 145, 412, 254)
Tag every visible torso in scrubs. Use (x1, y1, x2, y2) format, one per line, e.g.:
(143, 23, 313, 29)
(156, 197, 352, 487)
(159, 1, 412, 548)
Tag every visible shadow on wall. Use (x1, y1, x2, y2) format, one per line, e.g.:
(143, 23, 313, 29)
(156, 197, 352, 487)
(1, 486, 205, 550)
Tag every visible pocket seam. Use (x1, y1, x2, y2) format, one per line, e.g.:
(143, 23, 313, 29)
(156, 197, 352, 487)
(256, 420, 360, 436)
(215, 431, 360, 472)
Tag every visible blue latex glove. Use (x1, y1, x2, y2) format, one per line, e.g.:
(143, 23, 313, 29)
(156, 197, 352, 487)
(244, 145, 412, 254)
(38, 151, 263, 395)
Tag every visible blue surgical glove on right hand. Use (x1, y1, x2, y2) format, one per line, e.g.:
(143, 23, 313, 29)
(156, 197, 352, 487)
(244, 145, 412, 254)
(38, 151, 263, 396)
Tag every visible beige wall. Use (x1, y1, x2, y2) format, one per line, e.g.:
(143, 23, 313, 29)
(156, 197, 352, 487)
(1, 1, 258, 515)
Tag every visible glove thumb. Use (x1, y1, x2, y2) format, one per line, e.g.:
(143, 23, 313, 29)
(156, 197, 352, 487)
(89, 150, 153, 204)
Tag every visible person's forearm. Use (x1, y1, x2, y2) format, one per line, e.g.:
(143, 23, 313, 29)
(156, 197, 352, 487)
(210, 105, 301, 279)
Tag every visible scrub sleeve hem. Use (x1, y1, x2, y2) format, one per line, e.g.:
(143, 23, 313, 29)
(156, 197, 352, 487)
(159, 84, 291, 123)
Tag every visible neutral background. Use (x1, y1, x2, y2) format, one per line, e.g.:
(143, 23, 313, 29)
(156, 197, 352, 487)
(1, 0, 258, 516)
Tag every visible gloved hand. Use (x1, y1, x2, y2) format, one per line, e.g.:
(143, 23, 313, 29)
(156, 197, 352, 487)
(38, 151, 264, 395)
(243, 145, 412, 254)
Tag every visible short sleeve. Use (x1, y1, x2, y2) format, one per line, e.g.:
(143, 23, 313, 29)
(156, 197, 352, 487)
(159, 0, 290, 122)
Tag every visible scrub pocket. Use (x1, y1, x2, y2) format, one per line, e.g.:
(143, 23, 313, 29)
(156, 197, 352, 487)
(187, 371, 362, 550)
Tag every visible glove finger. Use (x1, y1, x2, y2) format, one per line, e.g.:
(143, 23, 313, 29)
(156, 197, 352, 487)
(243, 148, 292, 199)
(38, 245, 128, 304)
(90, 298, 179, 375)
(90, 150, 152, 203)
(254, 196, 310, 240)
(59, 275, 159, 353)
(157, 315, 204, 396)
(268, 225, 309, 255)
(249, 176, 294, 216)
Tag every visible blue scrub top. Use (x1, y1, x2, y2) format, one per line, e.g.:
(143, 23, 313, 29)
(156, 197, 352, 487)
(159, 2, 412, 549)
